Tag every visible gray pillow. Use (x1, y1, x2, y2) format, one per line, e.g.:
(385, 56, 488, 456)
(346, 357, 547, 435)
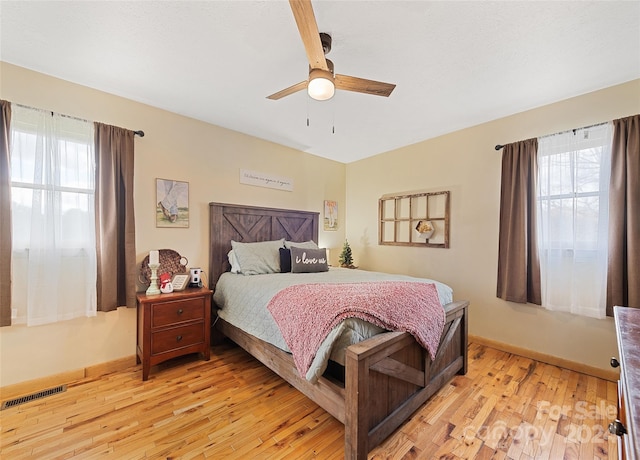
(231, 239, 285, 275)
(290, 247, 329, 273)
(284, 240, 319, 249)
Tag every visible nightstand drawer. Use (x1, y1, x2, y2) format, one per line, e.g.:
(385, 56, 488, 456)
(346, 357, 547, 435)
(151, 323, 204, 355)
(152, 297, 205, 328)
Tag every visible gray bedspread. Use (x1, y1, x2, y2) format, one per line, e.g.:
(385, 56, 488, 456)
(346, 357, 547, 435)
(213, 267, 453, 382)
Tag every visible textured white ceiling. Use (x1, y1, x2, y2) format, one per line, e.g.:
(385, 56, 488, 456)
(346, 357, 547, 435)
(1, 1, 639, 163)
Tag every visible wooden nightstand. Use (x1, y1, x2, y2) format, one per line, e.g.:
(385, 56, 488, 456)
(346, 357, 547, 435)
(136, 287, 212, 380)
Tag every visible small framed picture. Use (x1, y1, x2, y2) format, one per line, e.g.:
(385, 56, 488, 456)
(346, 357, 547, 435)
(171, 273, 190, 291)
(324, 200, 338, 231)
(156, 178, 189, 228)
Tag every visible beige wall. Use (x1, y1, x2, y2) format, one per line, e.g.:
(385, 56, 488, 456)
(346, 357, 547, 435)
(0, 62, 346, 386)
(345, 79, 640, 373)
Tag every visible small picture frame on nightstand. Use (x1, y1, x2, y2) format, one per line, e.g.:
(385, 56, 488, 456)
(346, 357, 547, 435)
(171, 273, 190, 291)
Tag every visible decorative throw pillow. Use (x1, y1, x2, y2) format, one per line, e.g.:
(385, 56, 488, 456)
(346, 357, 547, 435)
(231, 239, 285, 275)
(279, 248, 292, 273)
(284, 240, 319, 249)
(290, 247, 329, 273)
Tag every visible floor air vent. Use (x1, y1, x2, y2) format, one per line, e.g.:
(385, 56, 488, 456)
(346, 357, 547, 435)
(1, 385, 67, 410)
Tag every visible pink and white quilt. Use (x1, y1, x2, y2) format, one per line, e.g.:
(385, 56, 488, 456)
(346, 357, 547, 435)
(267, 281, 445, 378)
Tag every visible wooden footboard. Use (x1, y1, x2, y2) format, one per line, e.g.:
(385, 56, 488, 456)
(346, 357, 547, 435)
(345, 299, 468, 458)
(215, 299, 468, 459)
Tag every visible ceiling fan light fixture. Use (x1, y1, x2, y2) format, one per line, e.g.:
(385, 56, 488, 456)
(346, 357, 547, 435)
(308, 68, 335, 101)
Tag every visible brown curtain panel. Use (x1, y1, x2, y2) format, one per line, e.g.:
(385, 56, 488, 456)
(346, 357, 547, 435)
(607, 114, 640, 314)
(95, 123, 137, 312)
(0, 100, 12, 326)
(497, 138, 542, 304)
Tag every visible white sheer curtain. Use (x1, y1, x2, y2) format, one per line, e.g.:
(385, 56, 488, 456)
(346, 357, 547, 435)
(10, 105, 97, 325)
(536, 122, 613, 318)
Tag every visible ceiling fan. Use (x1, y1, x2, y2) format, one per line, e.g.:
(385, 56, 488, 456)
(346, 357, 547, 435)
(267, 0, 396, 101)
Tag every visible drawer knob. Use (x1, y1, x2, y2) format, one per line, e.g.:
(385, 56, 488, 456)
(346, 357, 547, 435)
(176, 335, 183, 342)
(610, 357, 620, 368)
(608, 420, 627, 436)
(177, 309, 184, 315)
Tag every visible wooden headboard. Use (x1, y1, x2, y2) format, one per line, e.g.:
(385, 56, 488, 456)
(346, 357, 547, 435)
(208, 202, 319, 289)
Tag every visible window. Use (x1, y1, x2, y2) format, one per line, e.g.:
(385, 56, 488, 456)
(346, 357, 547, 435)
(379, 191, 450, 248)
(536, 123, 612, 318)
(10, 105, 97, 325)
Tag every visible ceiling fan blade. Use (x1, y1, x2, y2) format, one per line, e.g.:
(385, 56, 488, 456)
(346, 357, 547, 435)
(266, 80, 308, 100)
(335, 74, 396, 97)
(289, 0, 329, 71)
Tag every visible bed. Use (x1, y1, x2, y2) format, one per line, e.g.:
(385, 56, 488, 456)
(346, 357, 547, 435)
(208, 202, 469, 459)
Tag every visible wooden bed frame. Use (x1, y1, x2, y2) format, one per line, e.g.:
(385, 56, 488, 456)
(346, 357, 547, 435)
(208, 202, 469, 459)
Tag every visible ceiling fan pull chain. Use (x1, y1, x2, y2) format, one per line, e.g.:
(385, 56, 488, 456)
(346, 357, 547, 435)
(332, 96, 335, 134)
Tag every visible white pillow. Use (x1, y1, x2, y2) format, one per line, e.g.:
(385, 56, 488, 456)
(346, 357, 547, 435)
(231, 239, 285, 275)
(227, 250, 241, 273)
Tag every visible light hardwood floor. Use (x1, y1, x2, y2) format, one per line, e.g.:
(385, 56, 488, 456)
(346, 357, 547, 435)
(0, 341, 618, 459)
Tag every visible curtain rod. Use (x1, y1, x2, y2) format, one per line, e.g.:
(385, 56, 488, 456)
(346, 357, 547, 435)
(13, 102, 144, 137)
(494, 121, 608, 150)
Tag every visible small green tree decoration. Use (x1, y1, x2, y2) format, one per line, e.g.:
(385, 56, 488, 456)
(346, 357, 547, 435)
(339, 240, 357, 268)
